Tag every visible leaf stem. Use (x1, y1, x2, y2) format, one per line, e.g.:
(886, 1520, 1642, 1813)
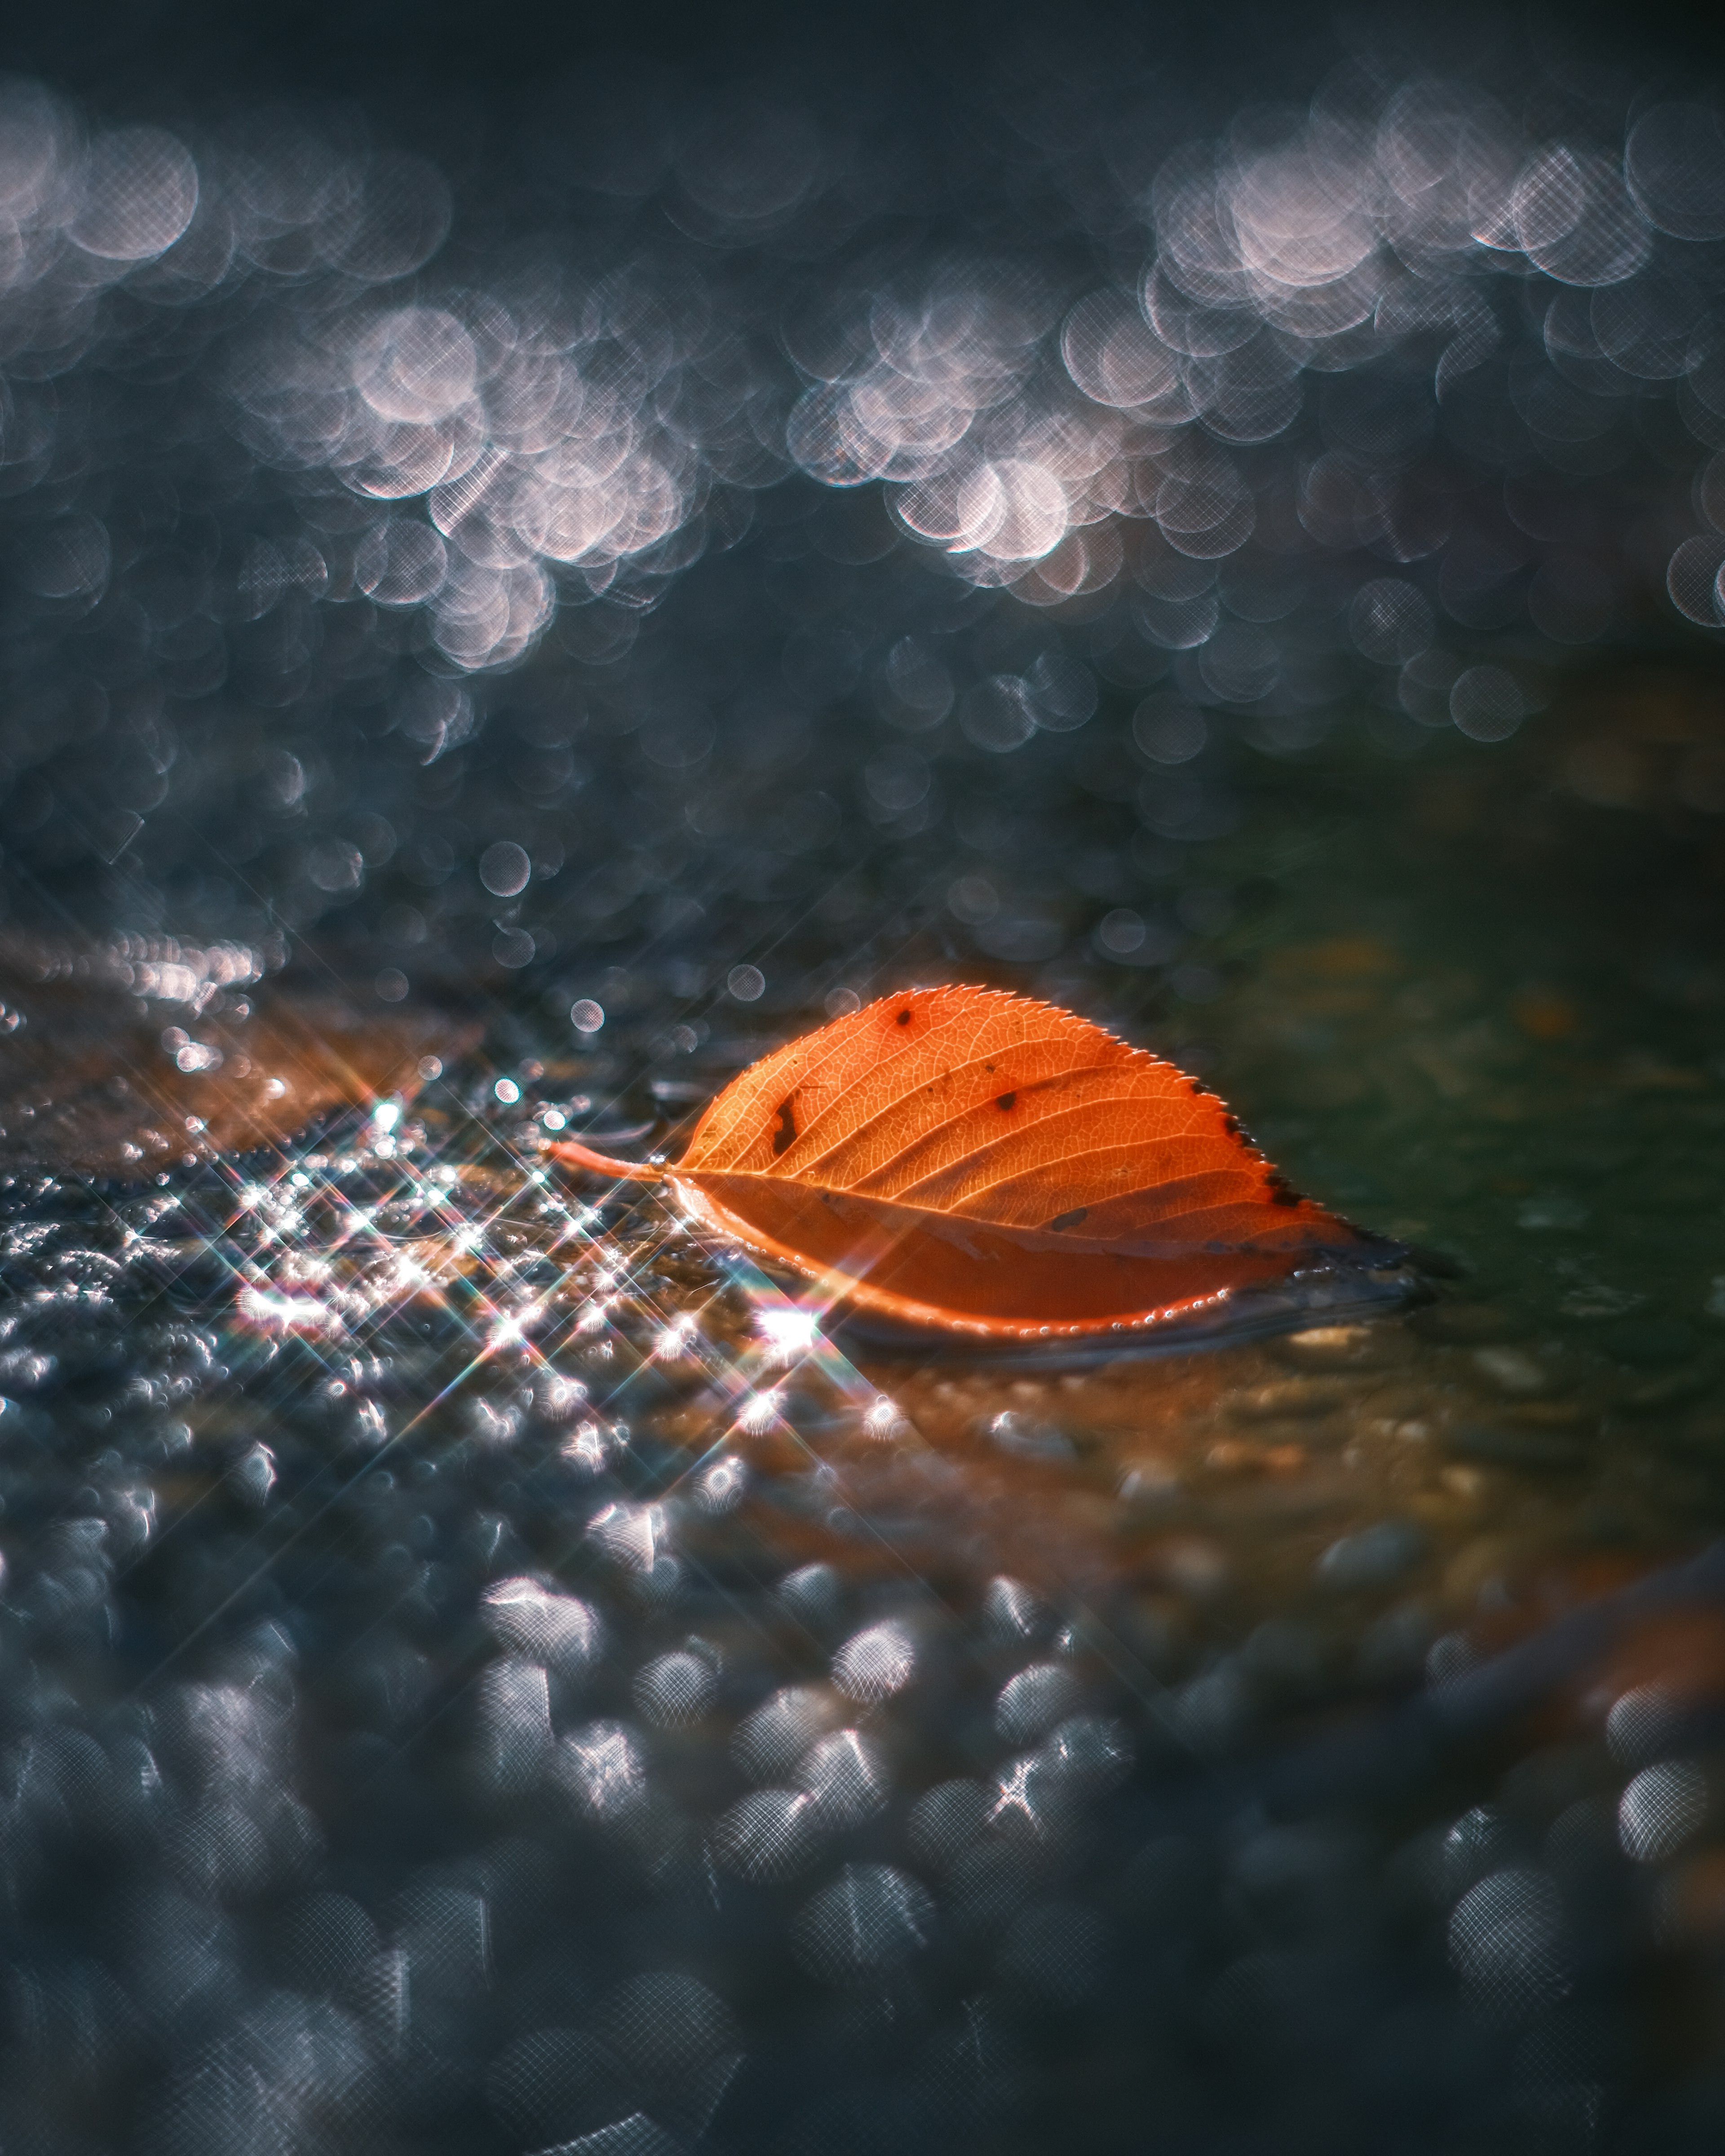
(547, 1139, 664, 1183)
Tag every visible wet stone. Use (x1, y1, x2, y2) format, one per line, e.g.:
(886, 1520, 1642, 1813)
(1666, 1410, 1725, 1461)
(1356, 1601, 1438, 1683)
(1272, 1325, 1393, 1369)
(1602, 1321, 1700, 1369)
(1239, 1617, 1327, 1696)
(1470, 1347, 1555, 1397)
(1498, 1399, 1593, 1430)
(979, 1411, 1079, 1463)
(1446, 1423, 1592, 1471)
(1223, 1378, 1353, 1422)
(1615, 1365, 1719, 1417)
(1411, 1304, 1526, 1346)
(1115, 1456, 1185, 1508)
(1316, 1519, 1431, 1591)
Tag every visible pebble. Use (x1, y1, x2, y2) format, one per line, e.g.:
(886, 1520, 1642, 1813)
(1410, 1304, 1522, 1345)
(1117, 1455, 1183, 1505)
(1619, 1759, 1710, 1864)
(1225, 1378, 1353, 1421)
(982, 1411, 1079, 1463)
(1606, 1684, 1685, 1768)
(1315, 1519, 1430, 1590)
(1446, 1423, 1589, 1471)
(1469, 1347, 1552, 1397)
(1544, 1795, 1623, 1887)
(1616, 1365, 1719, 1416)
(1204, 1439, 1307, 1475)
(1274, 1325, 1382, 1368)
(1357, 1602, 1437, 1682)
(1658, 1850, 1725, 1945)
(1448, 1869, 1571, 2019)
(1601, 1320, 1699, 1369)
(1144, 1537, 1232, 1600)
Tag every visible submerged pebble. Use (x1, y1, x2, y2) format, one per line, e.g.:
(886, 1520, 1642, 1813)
(1316, 1519, 1431, 1591)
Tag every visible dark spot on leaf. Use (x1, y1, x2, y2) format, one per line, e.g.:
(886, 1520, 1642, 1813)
(896, 1009, 912, 1025)
(1048, 1206, 1088, 1232)
(1223, 1115, 1239, 1135)
(996, 1091, 1016, 1110)
(772, 1099, 797, 1155)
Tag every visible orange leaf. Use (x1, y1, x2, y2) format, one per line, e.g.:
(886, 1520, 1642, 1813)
(552, 986, 1389, 1341)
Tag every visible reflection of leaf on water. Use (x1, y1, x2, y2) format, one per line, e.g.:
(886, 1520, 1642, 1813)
(554, 985, 1395, 1340)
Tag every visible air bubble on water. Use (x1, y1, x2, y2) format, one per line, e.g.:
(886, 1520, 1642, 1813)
(995, 1663, 1083, 1746)
(693, 1456, 748, 1515)
(1619, 1759, 1709, 1864)
(982, 1576, 1049, 1644)
(777, 1562, 842, 1631)
(232, 1443, 276, 1507)
(597, 1967, 739, 2096)
(862, 1393, 905, 1439)
(832, 1621, 916, 1705)
(561, 1419, 613, 1475)
(796, 1728, 890, 1827)
(735, 1388, 783, 1435)
(634, 1650, 717, 1728)
(732, 1685, 843, 1784)
(481, 1578, 602, 1675)
(587, 1502, 668, 1574)
(1448, 1868, 1571, 2023)
(909, 1779, 991, 1871)
(713, 1787, 825, 1882)
(532, 1372, 588, 1421)
(790, 1863, 935, 1985)
(476, 1657, 553, 1793)
(1606, 1683, 1685, 1767)
(552, 1720, 649, 1823)
(1039, 1715, 1133, 1793)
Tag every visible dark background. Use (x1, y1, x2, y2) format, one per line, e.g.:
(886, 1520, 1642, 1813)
(13, 0, 1723, 114)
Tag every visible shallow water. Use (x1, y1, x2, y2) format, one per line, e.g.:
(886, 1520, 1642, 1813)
(3, 7, 1725, 2151)
(5, 668, 1725, 2156)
